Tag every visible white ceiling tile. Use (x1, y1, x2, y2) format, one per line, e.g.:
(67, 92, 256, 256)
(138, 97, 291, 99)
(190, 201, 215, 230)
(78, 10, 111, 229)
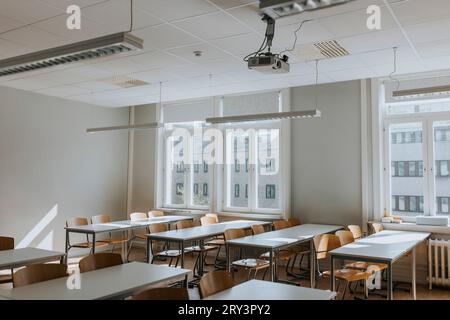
(0, 26, 65, 50)
(174, 12, 252, 41)
(0, 14, 23, 33)
(162, 63, 210, 78)
(416, 40, 450, 59)
(1, 77, 59, 90)
(390, 0, 450, 26)
(0, 0, 63, 24)
(132, 24, 202, 50)
(273, 21, 335, 49)
(210, 33, 265, 57)
(0, 38, 34, 59)
(94, 58, 144, 74)
(135, 0, 219, 22)
(405, 18, 450, 45)
(65, 65, 117, 80)
(167, 43, 233, 62)
(40, 0, 106, 9)
(132, 68, 181, 83)
(129, 51, 186, 69)
(208, 0, 257, 10)
(35, 84, 90, 97)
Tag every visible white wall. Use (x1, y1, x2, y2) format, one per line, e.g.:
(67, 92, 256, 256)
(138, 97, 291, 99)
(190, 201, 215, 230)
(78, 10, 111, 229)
(290, 80, 363, 226)
(130, 104, 157, 213)
(0, 86, 129, 252)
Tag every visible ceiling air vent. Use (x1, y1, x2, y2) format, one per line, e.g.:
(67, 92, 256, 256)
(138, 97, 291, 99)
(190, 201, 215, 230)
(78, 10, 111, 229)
(101, 76, 149, 88)
(295, 40, 349, 61)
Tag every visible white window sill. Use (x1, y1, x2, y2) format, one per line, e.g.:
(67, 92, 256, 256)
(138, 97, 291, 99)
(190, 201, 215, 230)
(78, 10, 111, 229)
(218, 211, 281, 221)
(156, 208, 207, 216)
(380, 222, 450, 235)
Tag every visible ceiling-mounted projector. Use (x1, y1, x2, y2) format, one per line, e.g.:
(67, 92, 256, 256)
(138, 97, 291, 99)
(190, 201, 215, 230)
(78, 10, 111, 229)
(248, 53, 290, 74)
(260, 0, 355, 19)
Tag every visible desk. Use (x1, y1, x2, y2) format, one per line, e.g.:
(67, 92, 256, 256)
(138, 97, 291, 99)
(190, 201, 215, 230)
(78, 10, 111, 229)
(0, 262, 191, 300)
(204, 279, 336, 300)
(329, 230, 430, 300)
(225, 224, 343, 287)
(146, 220, 271, 273)
(64, 215, 193, 261)
(0, 248, 65, 270)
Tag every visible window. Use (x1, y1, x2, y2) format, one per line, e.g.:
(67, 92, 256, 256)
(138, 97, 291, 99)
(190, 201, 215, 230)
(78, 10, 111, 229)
(234, 184, 240, 198)
(224, 124, 282, 213)
(203, 183, 208, 196)
(193, 183, 199, 195)
(203, 161, 208, 173)
(163, 123, 212, 209)
(384, 96, 450, 217)
(266, 185, 276, 199)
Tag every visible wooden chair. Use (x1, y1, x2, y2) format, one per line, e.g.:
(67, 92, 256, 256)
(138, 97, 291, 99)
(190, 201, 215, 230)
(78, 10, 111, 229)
(287, 218, 301, 227)
(272, 220, 290, 230)
(66, 217, 108, 254)
(0, 236, 14, 284)
(251, 224, 265, 235)
(198, 270, 235, 299)
(127, 212, 148, 259)
(370, 223, 384, 234)
(13, 264, 67, 288)
(200, 216, 217, 226)
(149, 223, 183, 266)
(148, 210, 164, 218)
(224, 228, 269, 279)
(347, 225, 363, 239)
(176, 220, 217, 276)
(132, 287, 189, 300)
(78, 253, 123, 273)
(205, 213, 219, 223)
(336, 230, 355, 246)
(91, 215, 129, 252)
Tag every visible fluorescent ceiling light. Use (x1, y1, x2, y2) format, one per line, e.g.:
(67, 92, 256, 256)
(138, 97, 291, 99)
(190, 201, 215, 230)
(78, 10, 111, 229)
(205, 110, 321, 124)
(87, 122, 162, 134)
(260, 0, 355, 19)
(0, 32, 143, 77)
(392, 85, 450, 99)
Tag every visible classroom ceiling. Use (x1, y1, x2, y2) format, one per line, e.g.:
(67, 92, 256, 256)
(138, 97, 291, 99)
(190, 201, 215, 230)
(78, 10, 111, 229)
(0, 0, 450, 107)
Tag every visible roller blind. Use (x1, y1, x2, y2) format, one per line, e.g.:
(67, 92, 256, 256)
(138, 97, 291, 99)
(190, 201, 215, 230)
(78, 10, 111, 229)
(163, 99, 213, 123)
(223, 91, 280, 116)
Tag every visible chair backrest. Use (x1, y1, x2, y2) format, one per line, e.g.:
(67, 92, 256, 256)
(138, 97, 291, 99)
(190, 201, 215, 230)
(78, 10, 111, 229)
(205, 213, 219, 223)
(13, 264, 68, 288)
(176, 220, 194, 230)
(149, 223, 168, 253)
(132, 287, 190, 300)
(316, 234, 341, 260)
(130, 212, 147, 221)
(198, 270, 235, 299)
(91, 214, 110, 224)
(347, 225, 363, 239)
(66, 217, 89, 227)
(251, 224, 265, 235)
(224, 228, 246, 241)
(371, 223, 384, 234)
(287, 218, 301, 227)
(0, 236, 14, 251)
(78, 253, 123, 273)
(335, 230, 354, 246)
(273, 220, 290, 230)
(148, 210, 164, 218)
(200, 216, 217, 226)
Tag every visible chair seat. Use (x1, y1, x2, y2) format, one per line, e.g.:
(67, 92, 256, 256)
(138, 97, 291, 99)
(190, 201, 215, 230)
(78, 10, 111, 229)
(0, 274, 12, 284)
(108, 237, 129, 245)
(155, 249, 183, 257)
(323, 269, 371, 282)
(206, 239, 225, 246)
(232, 258, 270, 270)
(70, 241, 109, 249)
(260, 250, 296, 261)
(345, 261, 388, 271)
(186, 245, 218, 252)
(290, 243, 310, 253)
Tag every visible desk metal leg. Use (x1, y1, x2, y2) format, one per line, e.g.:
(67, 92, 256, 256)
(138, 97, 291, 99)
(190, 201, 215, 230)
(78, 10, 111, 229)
(330, 255, 335, 292)
(310, 239, 315, 288)
(269, 250, 274, 282)
(198, 240, 204, 276)
(180, 242, 185, 268)
(412, 247, 416, 300)
(92, 233, 96, 254)
(146, 237, 150, 263)
(64, 230, 69, 264)
(387, 262, 393, 300)
(226, 245, 231, 274)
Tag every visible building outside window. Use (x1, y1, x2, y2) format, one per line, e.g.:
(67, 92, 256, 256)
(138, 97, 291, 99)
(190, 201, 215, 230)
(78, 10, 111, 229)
(266, 184, 276, 199)
(234, 184, 240, 198)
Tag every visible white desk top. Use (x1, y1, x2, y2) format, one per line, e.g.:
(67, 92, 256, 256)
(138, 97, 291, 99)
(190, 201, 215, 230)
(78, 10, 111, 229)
(204, 280, 336, 300)
(330, 230, 430, 262)
(65, 215, 192, 233)
(147, 220, 270, 242)
(0, 262, 191, 300)
(0, 248, 65, 270)
(226, 224, 343, 249)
